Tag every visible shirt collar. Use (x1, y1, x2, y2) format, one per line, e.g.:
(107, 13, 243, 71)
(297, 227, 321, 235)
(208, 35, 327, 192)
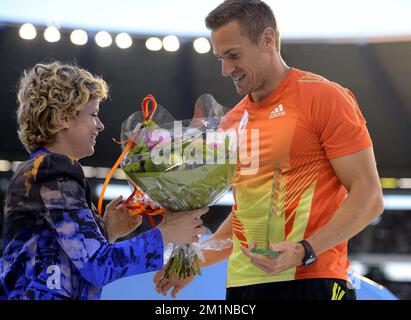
(29, 148, 50, 160)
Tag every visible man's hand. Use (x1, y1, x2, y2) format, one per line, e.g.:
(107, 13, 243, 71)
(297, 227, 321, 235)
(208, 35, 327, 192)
(240, 241, 305, 276)
(153, 265, 195, 299)
(103, 196, 142, 243)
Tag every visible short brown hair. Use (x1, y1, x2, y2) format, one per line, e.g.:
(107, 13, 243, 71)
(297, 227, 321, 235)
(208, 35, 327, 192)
(205, 0, 280, 52)
(16, 61, 108, 153)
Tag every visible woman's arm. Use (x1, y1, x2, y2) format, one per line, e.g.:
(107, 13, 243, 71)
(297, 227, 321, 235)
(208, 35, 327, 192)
(37, 154, 164, 287)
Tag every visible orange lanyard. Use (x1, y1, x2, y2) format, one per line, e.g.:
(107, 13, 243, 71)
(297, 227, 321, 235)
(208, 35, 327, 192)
(97, 95, 165, 225)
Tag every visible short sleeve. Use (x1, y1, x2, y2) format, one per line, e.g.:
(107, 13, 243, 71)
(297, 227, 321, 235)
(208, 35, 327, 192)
(311, 83, 372, 159)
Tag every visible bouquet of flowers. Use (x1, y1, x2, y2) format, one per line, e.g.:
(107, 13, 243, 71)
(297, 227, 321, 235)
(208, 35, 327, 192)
(101, 94, 236, 279)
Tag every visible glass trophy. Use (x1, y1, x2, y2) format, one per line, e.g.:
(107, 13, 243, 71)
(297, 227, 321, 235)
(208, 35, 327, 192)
(250, 162, 280, 258)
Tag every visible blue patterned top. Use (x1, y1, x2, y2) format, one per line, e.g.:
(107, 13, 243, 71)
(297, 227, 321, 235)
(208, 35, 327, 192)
(0, 151, 164, 299)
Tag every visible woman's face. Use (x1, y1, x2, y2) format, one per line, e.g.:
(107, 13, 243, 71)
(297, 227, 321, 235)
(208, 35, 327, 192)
(62, 99, 104, 159)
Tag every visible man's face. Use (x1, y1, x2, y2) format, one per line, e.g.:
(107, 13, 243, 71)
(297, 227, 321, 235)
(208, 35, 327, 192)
(211, 20, 270, 96)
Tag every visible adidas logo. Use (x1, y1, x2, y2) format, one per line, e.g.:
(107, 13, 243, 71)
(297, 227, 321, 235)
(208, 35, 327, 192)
(269, 104, 285, 119)
(331, 282, 346, 300)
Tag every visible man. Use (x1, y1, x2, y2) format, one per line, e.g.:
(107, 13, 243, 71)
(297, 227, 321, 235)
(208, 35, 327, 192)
(154, 0, 383, 300)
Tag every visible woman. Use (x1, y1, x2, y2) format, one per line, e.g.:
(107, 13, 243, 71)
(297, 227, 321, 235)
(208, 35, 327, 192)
(0, 61, 207, 300)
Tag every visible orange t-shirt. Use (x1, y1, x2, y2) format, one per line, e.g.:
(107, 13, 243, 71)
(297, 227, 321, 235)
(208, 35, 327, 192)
(221, 68, 372, 287)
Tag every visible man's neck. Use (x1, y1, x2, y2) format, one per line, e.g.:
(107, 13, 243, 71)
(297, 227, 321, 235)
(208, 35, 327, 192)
(251, 58, 290, 104)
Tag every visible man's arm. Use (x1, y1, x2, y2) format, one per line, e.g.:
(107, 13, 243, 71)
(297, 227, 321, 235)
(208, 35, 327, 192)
(241, 147, 384, 275)
(201, 213, 233, 267)
(306, 147, 384, 254)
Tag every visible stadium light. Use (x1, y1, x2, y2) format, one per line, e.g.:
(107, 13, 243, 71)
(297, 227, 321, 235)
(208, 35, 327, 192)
(95, 31, 112, 47)
(44, 26, 61, 43)
(70, 29, 88, 46)
(19, 23, 36, 40)
(115, 32, 132, 49)
(162, 35, 180, 52)
(193, 37, 211, 54)
(145, 37, 162, 51)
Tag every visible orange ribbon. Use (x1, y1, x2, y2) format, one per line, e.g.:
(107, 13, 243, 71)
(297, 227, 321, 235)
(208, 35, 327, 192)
(97, 94, 166, 224)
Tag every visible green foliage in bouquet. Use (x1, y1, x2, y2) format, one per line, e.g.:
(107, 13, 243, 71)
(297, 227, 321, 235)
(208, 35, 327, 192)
(128, 162, 234, 210)
(164, 244, 202, 279)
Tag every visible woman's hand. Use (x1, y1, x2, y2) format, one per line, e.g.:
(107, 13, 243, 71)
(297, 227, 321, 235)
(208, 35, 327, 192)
(103, 196, 142, 243)
(157, 207, 209, 244)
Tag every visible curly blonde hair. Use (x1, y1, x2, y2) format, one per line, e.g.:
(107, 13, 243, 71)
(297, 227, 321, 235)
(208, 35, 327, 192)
(17, 61, 109, 152)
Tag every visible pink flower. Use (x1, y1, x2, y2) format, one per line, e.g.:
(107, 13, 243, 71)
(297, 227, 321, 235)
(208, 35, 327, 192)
(145, 130, 171, 150)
